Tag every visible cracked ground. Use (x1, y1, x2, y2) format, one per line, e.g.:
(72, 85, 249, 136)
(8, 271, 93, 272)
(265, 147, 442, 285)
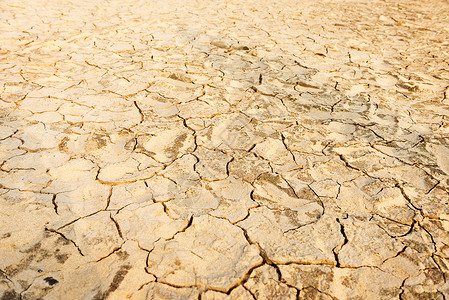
(1, 0, 449, 299)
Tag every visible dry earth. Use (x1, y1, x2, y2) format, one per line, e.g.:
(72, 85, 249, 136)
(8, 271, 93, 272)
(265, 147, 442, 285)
(1, 0, 449, 299)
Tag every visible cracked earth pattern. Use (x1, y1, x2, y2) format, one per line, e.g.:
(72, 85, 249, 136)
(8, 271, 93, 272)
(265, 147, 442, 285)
(1, 0, 449, 299)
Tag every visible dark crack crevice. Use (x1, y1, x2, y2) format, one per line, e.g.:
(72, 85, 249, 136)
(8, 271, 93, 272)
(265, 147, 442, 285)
(95, 242, 125, 262)
(332, 217, 348, 268)
(166, 215, 193, 241)
(44, 228, 84, 256)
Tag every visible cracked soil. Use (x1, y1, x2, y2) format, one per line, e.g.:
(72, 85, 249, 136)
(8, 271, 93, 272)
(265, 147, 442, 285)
(1, 0, 449, 299)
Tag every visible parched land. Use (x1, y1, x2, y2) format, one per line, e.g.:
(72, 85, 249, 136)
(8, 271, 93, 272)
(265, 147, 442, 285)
(1, 0, 449, 298)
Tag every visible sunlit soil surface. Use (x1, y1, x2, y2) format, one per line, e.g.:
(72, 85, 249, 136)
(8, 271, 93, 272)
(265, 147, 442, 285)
(1, 0, 449, 298)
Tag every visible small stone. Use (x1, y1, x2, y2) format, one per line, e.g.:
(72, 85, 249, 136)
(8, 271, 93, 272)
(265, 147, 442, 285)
(44, 277, 59, 286)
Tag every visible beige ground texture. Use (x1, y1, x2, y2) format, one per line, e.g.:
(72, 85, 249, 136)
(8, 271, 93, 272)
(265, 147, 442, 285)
(1, 0, 449, 299)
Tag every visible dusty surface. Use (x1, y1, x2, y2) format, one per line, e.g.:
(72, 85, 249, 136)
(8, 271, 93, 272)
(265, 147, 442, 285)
(1, 0, 449, 299)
